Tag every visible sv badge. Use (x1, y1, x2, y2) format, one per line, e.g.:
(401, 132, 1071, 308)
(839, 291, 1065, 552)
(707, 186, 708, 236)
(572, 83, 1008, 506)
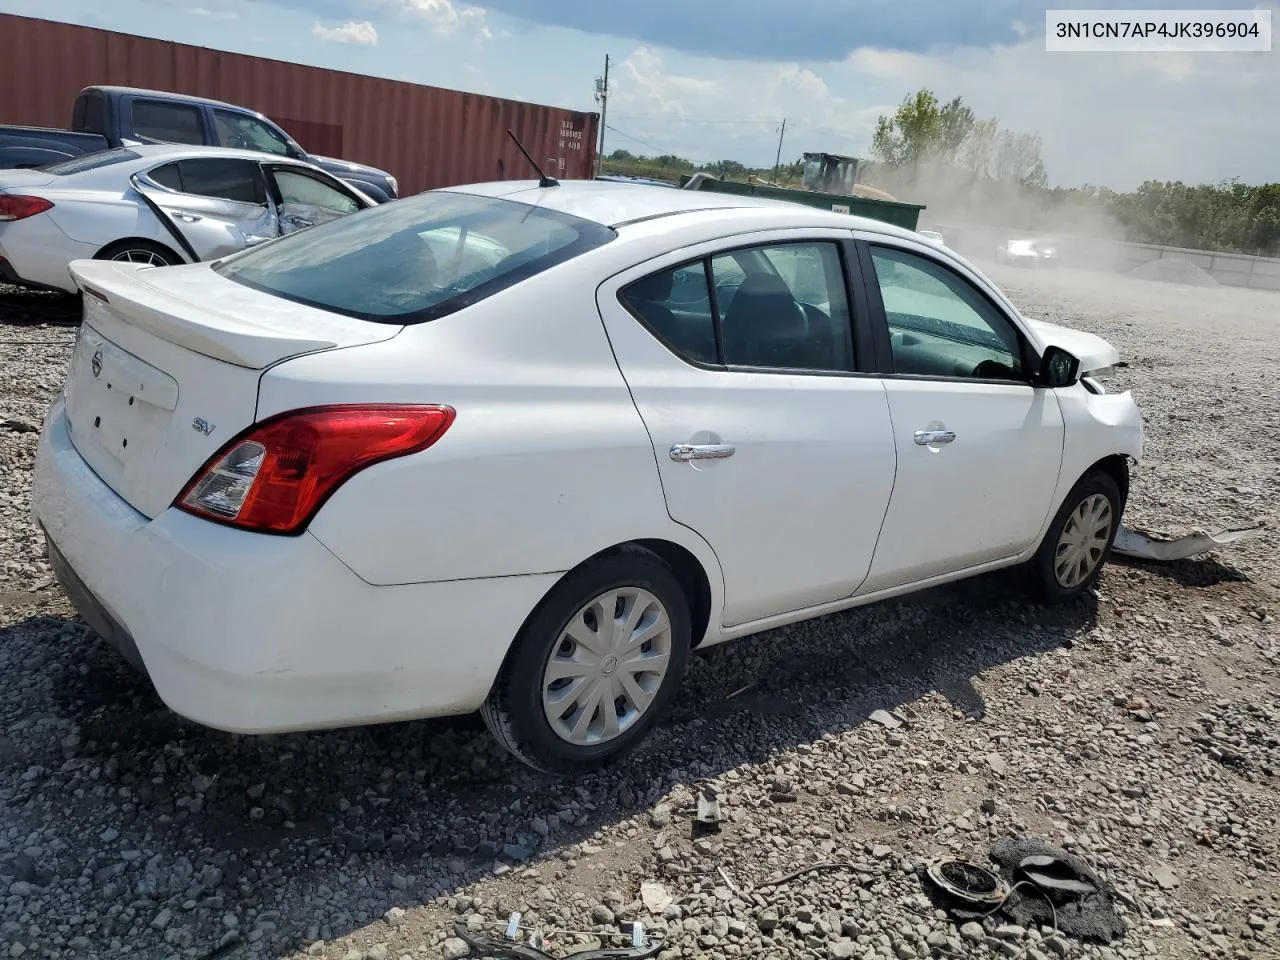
(192, 417, 216, 437)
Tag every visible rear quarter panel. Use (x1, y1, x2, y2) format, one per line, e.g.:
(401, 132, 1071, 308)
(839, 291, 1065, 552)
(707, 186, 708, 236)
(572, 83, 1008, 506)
(47, 190, 172, 253)
(259, 257, 726, 612)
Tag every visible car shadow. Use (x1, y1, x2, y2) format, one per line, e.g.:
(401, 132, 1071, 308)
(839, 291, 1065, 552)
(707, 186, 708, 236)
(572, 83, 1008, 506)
(0, 288, 81, 326)
(4, 568, 1106, 957)
(1111, 554, 1252, 588)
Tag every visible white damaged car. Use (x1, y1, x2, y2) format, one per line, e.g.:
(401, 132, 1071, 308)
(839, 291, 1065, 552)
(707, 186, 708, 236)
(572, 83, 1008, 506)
(32, 181, 1142, 773)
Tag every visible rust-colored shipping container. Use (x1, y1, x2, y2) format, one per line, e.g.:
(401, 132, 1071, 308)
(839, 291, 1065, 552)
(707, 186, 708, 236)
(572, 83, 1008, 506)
(0, 13, 599, 196)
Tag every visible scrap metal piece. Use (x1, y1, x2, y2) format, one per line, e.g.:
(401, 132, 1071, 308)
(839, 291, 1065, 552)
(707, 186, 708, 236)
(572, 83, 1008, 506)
(451, 919, 664, 960)
(1112, 524, 1262, 562)
(922, 857, 1010, 909)
(696, 786, 725, 828)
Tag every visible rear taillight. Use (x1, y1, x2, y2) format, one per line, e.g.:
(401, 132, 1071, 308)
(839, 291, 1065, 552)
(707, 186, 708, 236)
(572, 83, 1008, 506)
(176, 404, 455, 535)
(0, 195, 55, 221)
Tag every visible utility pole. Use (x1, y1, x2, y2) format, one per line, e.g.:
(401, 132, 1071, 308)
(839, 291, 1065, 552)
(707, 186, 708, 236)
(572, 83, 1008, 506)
(771, 117, 787, 185)
(594, 55, 610, 177)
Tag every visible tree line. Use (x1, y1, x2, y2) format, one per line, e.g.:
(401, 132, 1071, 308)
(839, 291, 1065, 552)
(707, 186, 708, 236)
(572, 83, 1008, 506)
(600, 91, 1280, 257)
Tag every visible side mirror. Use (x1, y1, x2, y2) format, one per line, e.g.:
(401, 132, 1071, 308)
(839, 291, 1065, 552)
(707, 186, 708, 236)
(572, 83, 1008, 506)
(1036, 345, 1080, 388)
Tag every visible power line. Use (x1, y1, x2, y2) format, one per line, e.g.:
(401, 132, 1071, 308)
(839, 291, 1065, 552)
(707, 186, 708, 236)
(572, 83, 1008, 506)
(609, 115, 782, 125)
(604, 124, 668, 152)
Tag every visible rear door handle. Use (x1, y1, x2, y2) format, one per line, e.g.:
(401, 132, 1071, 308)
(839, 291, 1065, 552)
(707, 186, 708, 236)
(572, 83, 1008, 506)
(914, 430, 956, 446)
(670, 442, 735, 462)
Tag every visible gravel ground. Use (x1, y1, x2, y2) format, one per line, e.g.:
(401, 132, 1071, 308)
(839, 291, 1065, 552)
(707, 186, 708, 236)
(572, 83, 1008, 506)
(0, 266, 1277, 960)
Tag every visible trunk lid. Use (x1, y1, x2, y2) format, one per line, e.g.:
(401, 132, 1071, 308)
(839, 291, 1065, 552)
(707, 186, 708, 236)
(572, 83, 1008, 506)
(0, 169, 58, 190)
(63, 259, 403, 518)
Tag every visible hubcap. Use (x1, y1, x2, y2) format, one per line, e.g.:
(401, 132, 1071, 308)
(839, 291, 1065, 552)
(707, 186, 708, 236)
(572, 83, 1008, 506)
(541, 587, 673, 746)
(1054, 493, 1113, 588)
(111, 249, 165, 266)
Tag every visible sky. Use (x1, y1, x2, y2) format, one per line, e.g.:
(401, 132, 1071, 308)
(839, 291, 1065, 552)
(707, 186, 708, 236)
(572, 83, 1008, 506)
(1, 0, 1276, 189)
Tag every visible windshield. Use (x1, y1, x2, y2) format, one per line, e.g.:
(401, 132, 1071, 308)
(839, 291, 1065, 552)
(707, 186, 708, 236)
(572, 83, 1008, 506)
(216, 191, 616, 323)
(40, 149, 141, 175)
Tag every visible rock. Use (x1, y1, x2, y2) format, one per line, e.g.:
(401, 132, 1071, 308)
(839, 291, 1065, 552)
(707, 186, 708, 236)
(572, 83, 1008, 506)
(151, 908, 173, 930)
(591, 904, 616, 925)
(1043, 935, 1069, 956)
(926, 930, 948, 951)
(98, 828, 119, 843)
(986, 754, 1007, 777)
(530, 817, 550, 837)
(994, 924, 1025, 940)
(869, 710, 902, 730)
(872, 845, 893, 860)
(757, 908, 779, 932)
(641, 881, 672, 914)
(711, 916, 730, 938)
(440, 939, 471, 960)
(1121, 813, 1144, 828)
(385, 907, 407, 926)
(343, 950, 363, 960)
(960, 922, 985, 943)
(1152, 864, 1178, 890)
(830, 941, 857, 959)
(649, 804, 673, 828)
(366, 946, 389, 960)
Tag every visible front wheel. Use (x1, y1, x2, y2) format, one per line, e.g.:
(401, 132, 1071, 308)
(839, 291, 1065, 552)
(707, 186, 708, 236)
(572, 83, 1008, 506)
(481, 549, 691, 775)
(1029, 471, 1123, 602)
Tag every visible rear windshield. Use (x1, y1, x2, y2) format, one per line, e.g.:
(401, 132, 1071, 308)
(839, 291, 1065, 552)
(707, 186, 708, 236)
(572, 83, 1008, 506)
(215, 191, 616, 323)
(41, 149, 141, 176)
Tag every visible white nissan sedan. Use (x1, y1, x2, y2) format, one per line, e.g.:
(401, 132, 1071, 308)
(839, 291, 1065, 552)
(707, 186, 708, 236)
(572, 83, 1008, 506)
(32, 181, 1142, 774)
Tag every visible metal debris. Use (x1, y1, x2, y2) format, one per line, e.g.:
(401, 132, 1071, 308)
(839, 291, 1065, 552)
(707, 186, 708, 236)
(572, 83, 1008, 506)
(1113, 524, 1262, 562)
(695, 786, 725, 829)
(451, 916, 663, 960)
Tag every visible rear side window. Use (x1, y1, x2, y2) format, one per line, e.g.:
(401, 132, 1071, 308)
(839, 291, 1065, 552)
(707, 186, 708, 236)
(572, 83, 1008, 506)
(177, 158, 266, 205)
(620, 241, 855, 373)
(216, 190, 615, 323)
(72, 91, 107, 134)
(131, 100, 206, 145)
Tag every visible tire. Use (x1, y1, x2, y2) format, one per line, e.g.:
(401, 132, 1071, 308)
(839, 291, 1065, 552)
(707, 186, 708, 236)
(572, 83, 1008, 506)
(1029, 470, 1123, 603)
(95, 239, 182, 268)
(481, 548, 692, 775)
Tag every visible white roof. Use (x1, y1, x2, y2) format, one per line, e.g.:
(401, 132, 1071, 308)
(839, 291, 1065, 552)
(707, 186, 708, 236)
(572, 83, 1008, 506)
(448, 178, 919, 240)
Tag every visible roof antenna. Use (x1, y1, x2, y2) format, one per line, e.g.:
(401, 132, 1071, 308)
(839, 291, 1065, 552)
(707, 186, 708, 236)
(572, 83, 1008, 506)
(507, 129, 559, 187)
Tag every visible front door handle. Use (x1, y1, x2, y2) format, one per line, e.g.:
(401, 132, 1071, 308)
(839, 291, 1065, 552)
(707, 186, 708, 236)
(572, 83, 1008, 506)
(914, 429, 956, 446)
(670, 442, 735, 462)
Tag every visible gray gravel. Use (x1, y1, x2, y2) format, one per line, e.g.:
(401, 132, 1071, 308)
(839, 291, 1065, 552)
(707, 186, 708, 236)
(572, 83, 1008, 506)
(1, 269, 1277, 960)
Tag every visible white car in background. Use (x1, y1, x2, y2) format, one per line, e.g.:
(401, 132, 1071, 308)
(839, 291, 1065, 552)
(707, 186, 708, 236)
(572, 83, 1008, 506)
(32, 181, 1142, 774)
(0, 144, 373, 293)
(996, 237, 1058, 267)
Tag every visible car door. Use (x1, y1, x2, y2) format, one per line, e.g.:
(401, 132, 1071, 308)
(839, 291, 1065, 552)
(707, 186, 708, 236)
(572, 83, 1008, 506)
(132, 157, 278, 261)
(266, 166, 365, 235)
(854, 237, 1065, 594)
(596, 231, 897, 628)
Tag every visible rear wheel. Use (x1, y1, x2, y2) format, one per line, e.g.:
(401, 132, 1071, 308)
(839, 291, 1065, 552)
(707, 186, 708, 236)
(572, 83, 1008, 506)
(481, 548, 691, 774)
(1029, 470, 1123, 602)
(95, 240, 182, 268)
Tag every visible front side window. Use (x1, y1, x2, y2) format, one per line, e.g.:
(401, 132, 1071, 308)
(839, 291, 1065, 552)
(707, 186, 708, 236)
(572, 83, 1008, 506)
(621, 241, 854, 373)
(216, 190, 616, 323)
(870, 246, 1024, 381)
(213, 110, 292, 156)
(131, 100, 206, 145)
(272, 169, 359, 215)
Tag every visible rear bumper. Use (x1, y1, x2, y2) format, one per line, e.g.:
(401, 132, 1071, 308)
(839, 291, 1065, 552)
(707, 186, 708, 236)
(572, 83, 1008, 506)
(0, 218, 92, 293)
(32, 399, 560, 734)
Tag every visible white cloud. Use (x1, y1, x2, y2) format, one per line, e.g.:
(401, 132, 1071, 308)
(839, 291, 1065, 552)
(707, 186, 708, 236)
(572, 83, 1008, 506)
(311, 19, 379, 45)
(389, 0, 492, 41)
